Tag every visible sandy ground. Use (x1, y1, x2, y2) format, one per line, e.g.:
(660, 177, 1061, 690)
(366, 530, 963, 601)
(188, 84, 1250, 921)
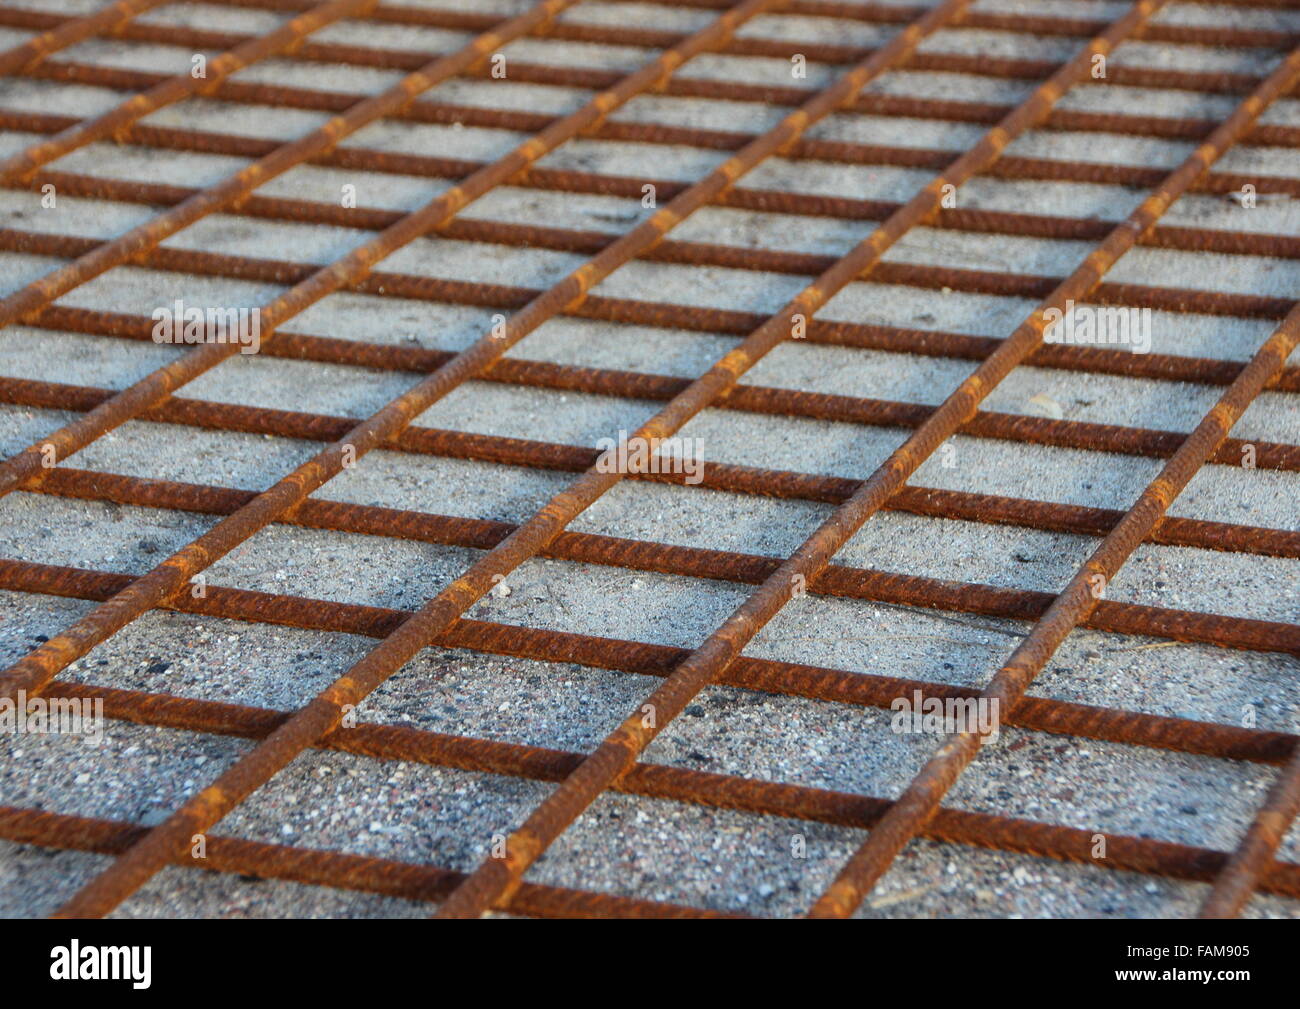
(0, 0, 1297, 918)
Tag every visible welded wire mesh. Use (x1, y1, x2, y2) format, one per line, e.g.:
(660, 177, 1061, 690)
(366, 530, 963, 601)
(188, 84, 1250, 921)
(0, 0, 1297, 919)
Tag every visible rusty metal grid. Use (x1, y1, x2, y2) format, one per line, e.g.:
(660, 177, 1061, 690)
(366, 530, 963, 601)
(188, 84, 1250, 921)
(0, 0, 1296, 919)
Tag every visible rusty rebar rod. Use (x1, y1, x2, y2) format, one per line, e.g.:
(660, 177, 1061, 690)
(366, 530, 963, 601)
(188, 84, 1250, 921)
(16, 262, 1300, 393)
(9, 213, 1287, 328)
(0, 0, 582, 497)
(0, 0, 382, 186)
(808, 72, 1300, 919)
(9, 222, 1299, 401)
(1193, 307, 1300, 919)
(0, 0, 169, 77)
(217, 0, 1300, 50)
(8, 292, 1298, 476)
(5, 85, 1294, 201)
(16, 136, 1300, 262)
(40, 0, 979, 919)
(1201, 743, 1300, 916)
(7, 357, 1300, 564)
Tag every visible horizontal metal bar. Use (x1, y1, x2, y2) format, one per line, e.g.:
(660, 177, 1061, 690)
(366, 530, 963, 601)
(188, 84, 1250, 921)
(28, 53, 1300, 151)
(11, 463, 1295, 656)
(7, 240, 1298, 472)
(7, 359, 1299, 560)
(2, 681, 1292, 901)
(1, 557, 1292, 769)
(13, 103, 1300, 263)
(8, 355, 1300, 561)
(6, 100, 1295, 201)
(1, 1, 1288, 97)
(0, 806, 735, 918)
(21, 225, 1300, 394)
(226, 0, 1300, 50)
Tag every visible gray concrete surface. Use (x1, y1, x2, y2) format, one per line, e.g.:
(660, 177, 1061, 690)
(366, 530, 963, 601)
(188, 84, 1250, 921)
(0, 0, 1297, 918)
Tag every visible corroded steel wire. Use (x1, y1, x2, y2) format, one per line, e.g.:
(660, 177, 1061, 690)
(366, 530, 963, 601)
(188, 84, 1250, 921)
(17, 91, 1300, 244)
(39, 0, 979, 919)
(809, 61, 1300, 920)
(1194, 330, 1300, 917)
(1201, 742, 1300, 916)
(15, 261, 1300, 394)
(4, 220, 1288, 329)
(5, 275, 1294, 473)
(16, 65, 1300, 250)
(24, 160, 1300, 267)
(224, 0, 1300, 50)
(8, 208, 1300, 397)
(8, 106, 1300, 262)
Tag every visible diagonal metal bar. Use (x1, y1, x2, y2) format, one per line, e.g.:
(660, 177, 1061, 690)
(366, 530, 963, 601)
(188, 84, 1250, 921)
(431, 5, 1300, 918)
(0, 0, 798, 696)
(1193, 315, 1300, 921)
(1201, 742, 1300, 917)
(35, 0, 979, 919)
(0, 0, 169, 77)
(809, 65, 1300, 920)
(0, 0, 381, 186)
(409, 0, 1182, 915)
(0, 0, 580, 498)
